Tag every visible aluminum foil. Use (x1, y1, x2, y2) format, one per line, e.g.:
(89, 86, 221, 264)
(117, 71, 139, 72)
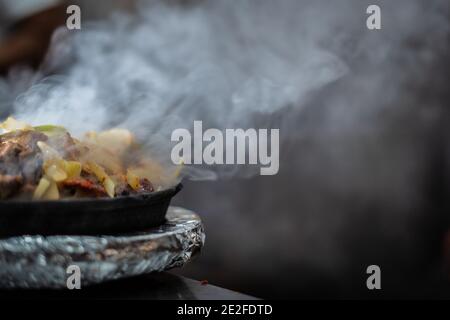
(0, 207, 205, 289)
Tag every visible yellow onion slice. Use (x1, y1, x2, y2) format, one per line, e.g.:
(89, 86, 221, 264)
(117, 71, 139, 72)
(43, 181, 60, 200)
(33, 177, 51, 200)
(64, 161, 82, 179)
(126, 169, 140, 190)
(103, 178, 116, 198)
(0, 117, 32, 133)
(45, 164, 68, 182)
(37, 141, 61, 161)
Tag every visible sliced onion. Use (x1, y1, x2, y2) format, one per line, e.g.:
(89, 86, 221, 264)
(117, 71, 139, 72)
(126, 169, 140, 190)
(64, 161, 82, 179)
(37, 141, 61, 161)
(43, 181, 60, 200)
(33, 177, 51, 200)
(104, 177, 116, 198)
(45, 164, 68, 182)
(0, 117, 32, 133)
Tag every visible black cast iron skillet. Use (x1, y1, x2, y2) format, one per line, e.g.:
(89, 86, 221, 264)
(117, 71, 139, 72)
(0, 183, 182, 238)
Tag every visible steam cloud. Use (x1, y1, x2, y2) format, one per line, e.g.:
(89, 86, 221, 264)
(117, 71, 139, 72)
(1, 0, 347, 179)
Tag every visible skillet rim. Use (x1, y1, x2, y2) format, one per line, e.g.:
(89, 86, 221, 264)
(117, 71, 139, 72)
(0, 182, 183, 206)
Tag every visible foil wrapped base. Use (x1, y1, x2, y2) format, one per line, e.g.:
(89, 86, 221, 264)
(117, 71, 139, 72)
(0, 207, 205, 289)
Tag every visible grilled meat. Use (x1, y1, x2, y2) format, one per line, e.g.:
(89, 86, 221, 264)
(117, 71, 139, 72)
(138, 178, 154, 193)
(0, 174, 23, 199)
(61, 177, 108, 197)
(47, 132, 80, 160)
(0, 130, 47, 199)
(114, 177, 154, 196)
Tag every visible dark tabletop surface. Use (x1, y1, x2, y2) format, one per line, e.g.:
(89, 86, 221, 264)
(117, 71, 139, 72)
(0, 272, 257, 300)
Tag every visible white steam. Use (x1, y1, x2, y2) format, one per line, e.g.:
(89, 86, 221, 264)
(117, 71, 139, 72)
(4, 0, 346, 178)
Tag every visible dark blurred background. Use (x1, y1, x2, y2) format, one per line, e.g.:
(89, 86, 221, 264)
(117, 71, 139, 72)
(0, 0, 449, 299)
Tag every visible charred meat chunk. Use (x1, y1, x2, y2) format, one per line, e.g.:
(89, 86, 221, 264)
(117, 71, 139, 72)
(0, 130, 47, 199)
(61, 177, 107, 197)
(114, 177, 154, 196)
(138, 178, 154, 193)
(0, 174, 23, 199)
(47, 132, 80, 160)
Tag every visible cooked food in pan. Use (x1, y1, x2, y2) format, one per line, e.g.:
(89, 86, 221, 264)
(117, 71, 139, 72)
(0, 117, 177, 200)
